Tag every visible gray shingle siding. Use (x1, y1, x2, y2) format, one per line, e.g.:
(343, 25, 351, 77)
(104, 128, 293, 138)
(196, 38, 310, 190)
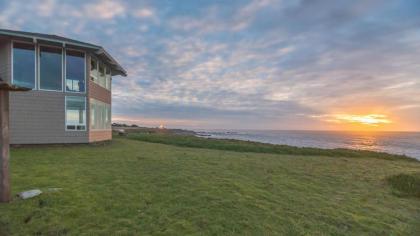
(10, 91, 89, 144)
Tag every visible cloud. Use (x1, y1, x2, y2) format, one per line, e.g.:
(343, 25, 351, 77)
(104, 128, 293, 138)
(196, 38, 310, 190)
(168, 1, 283, 34)
(0, 0, 419, 130)
(83, 0, 126, 20)
(37, 0, 56, 17)
(133, 8, 154, 18)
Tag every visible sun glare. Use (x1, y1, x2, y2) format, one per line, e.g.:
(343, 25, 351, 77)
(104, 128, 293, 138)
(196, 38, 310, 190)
(333, 114, 392, 127)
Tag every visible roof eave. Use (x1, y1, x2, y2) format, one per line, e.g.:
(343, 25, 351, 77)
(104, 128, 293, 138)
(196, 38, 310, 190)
(0, 29, 101, 50)
(0, 29, 128, 77)
(95, 48, 127, 77)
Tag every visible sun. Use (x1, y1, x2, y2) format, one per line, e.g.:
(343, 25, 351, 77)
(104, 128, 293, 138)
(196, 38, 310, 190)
(333, 114, 392, 127)
(313, 113, 393, 130)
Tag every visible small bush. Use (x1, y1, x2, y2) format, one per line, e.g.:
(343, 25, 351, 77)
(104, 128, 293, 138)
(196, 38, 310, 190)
(387, 173, 420, 198)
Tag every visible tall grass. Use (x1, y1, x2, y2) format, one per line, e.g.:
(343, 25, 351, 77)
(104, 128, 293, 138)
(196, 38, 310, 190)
(387, 173, 420, 198)
(1, 137, 420, 234)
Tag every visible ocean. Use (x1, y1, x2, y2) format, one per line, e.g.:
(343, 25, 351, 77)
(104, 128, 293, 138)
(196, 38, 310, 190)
(195, 130, 420, 160)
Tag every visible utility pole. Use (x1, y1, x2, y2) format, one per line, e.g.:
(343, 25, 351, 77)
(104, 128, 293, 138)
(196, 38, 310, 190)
(0, 78, 30, 203)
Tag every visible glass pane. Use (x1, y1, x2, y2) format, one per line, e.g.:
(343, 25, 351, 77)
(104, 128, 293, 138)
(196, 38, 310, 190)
(90, 58, 97, 71)
(90, 102, 95, 128)
(66, 50, 85, 92)
(99, 62, 105, 77)
(90, 99, 111, 130)
(98, 63, 107, 88)
(40, 46, 62, 91)
(13, 43, 35, 89)
(105, 76, 111, 90)
(90, 59, 111, 90)
(66, 96, 86, 129)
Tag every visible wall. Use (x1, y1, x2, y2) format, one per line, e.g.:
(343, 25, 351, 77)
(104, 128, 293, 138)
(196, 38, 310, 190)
(89, 130, 112, 142)
(4, 39, 113, 144)
(88, 80, 111, 104)
(87, 54, 112, 142)
(0, 39, 11, 83)
(7, 39, 89, 144)
(10, 91, 89, 144)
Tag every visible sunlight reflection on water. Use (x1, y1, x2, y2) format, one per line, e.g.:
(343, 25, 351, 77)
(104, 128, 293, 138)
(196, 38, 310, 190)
(198, 130, 420, 160)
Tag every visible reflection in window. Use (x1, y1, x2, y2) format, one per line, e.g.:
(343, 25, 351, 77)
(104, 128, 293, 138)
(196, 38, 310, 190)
(105, 67, 111, 90)
(90, 57, 97, 82)
(66, 96, 86, 131)
(90, 98, 111, 130)
(66, 50, 85, 92)
(99, 62, 105, 78)
(40, 46, 62, 91)
(12, 42, 35, 88)
(90, 58, 111, 91)
(98, 62, 107, 88)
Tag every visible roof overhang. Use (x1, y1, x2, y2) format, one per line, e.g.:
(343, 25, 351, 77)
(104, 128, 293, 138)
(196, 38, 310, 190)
(0, 29, 127, 77)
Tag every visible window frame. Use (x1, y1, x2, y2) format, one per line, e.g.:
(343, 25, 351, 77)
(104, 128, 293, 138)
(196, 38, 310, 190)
(65, 49, 86, 94)
(38, 44, 64, 92)
(65, 96, 87, 131)
(11, 40, 37, 90)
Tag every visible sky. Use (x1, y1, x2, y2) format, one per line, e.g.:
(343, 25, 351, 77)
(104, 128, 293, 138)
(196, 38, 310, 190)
(0, 0, 419, 131)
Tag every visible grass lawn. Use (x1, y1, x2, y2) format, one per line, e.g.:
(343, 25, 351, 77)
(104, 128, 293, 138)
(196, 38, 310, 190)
(1, 135, 420, 235)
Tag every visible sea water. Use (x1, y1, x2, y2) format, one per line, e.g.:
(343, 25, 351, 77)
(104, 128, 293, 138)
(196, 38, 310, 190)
(196, 130, 420, 160)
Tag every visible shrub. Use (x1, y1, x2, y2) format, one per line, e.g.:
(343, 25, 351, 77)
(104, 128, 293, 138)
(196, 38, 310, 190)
(387, 173, 420, 198)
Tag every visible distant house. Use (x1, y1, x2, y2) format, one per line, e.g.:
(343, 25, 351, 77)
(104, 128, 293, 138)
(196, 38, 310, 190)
(0, 29, 127, 144)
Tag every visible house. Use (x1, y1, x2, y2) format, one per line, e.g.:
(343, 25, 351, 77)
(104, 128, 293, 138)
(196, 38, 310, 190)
(0, 29, 127, 144)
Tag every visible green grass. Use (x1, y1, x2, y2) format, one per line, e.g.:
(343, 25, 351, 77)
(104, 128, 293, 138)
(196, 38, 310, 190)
(0, 135, 419, 235)
(128, 133, 416, 161)
(387, 173, 420, 198)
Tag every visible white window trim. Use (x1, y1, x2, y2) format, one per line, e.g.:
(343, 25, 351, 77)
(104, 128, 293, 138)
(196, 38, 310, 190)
(11, 40, 37, 90)
(38, 44, 64, 92)
(65, 96, 87, 131)
(65, 49, 86, 94)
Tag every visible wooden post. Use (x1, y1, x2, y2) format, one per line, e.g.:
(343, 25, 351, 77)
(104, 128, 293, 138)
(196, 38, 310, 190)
(0, 89, 10, 203)
(0, 79, 30, 203)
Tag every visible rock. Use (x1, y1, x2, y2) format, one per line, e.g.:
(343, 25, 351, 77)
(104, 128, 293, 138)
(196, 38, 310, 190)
(17, 189, 42, 199)
(118, 129, 126, 136)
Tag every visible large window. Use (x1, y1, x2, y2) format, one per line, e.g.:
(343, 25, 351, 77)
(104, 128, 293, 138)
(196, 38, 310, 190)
(90, 58, 111, 90)
(66, 50, 85, 92)
(12, 42, 35, 88)
(66, 96, 86, 131)
(90, 99, 111, 130)
(40, 46, 62, 91)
